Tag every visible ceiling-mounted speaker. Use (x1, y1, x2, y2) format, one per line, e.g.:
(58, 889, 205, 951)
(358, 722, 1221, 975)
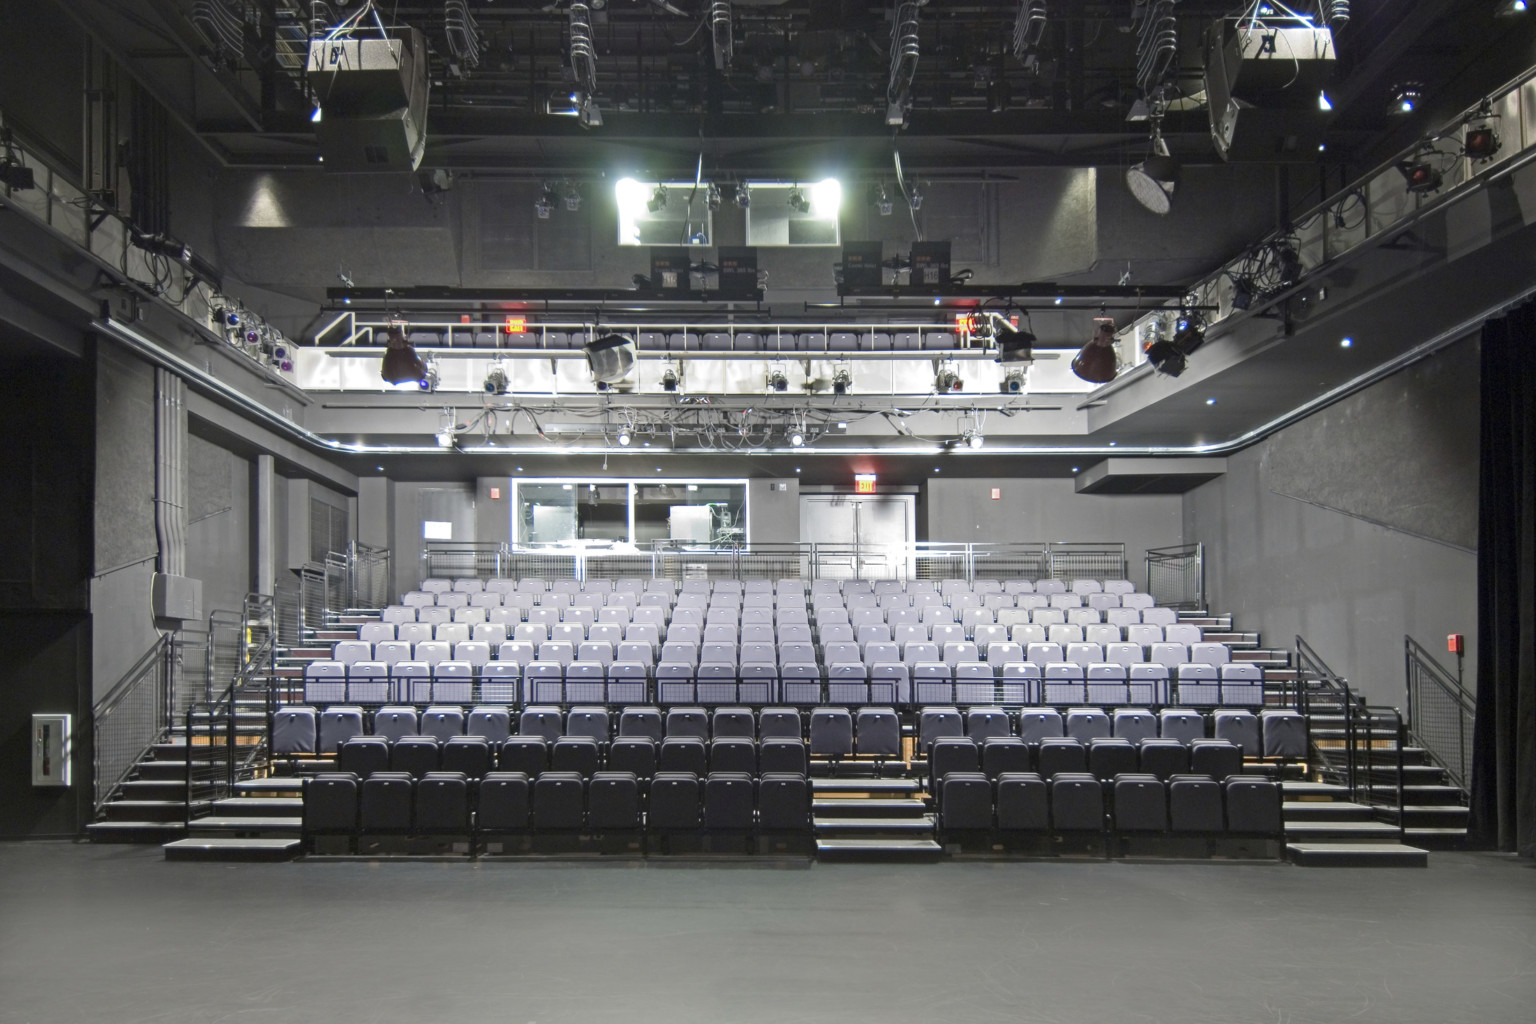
(309, 27, 430, 172)
(1203, 19, 1334, 162)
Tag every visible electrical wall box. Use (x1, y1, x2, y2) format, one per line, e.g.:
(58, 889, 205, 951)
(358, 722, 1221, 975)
(152, 573, 203, 623)
(32, 714, 71, 787)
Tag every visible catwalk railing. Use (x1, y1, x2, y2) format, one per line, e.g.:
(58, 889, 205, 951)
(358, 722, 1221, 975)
(1404, 634, 1473, 794)
(1295, 634, 1405, 828)
(1145, 543, 1204, 611)
(422, 541, 1127, 584)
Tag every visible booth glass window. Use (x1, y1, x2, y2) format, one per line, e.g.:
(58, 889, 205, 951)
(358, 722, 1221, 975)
(634, 482, 747, 547)
(515, 482, 631, 545)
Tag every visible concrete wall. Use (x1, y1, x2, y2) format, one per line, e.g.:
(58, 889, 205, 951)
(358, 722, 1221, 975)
(925, 477, 1185, 588)
(1183, 336, 1480, 705)
(184, 433, 251, 619)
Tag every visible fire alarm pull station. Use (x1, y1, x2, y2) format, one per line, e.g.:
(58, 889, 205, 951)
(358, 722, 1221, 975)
(1447, 634, 1464, 655)
(32, 714, 71, 787)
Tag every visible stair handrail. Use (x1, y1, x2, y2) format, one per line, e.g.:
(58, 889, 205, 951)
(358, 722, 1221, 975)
(1145, 542, 1205, 611)
(184, 596, 278, 824)
(92, 634, 173, 813)
(1404, 634, 1474, 793)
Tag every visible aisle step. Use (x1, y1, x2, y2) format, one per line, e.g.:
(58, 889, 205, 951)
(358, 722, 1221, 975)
(810, 778, 920, 795)
(188, 816, 303, 834)
(1285, 843, 1428, 867)
(1282, 801, 1375, 820)
(810, 798, 928, 818)
(86, 821, 187, 843)
(815, 838, 944, 863)
(1284, 820, 1403, 840)
(163, 838, 300, 862)
(211, 797, 303, 817)
(234, 778, 304, 795)
(814, 816, 936, 836)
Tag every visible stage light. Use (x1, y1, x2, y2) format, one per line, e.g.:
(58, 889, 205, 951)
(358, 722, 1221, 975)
(419, 360, 439, 392)
(1495, 0, 1528, 16)
(647, 184, 669, 213)
(993, 323, 1035, 364)
(1070, 319, 1119, 384)
(832, 368, 852, 395)
(786, 185, 810, 213)
(869, 182, 892, 216)
(483, 365, 509, 395)
(617, 428, 632, 446)
(1464, 103, 1502, 160)
(1230, 274, 1255, 311)
(1340, 336, 1354, 348)
(811, 179, 841, 216)
(706, 183, 722, 212)
(0, 159, 37, 191)
(789, 429, 805, 447)
(967, 431, 985, 449)
(1001, 369, 1026, 393)
(935, 368, 964, 393)
(380, 326, 429, 386)
(1392, 83, 1423, 115)
(660, 365, 681, 392)
(735, 183, 751, 208)
(562, 182, 582, 211)
(1145, 315, 1205, 377)
(1127, 131, 1179, 215)
(535, 185, 557, 219)
(767, 368, 789, 392)
(909, 185, 923, 211)
(585, 333, 636, 385)
(1397, 156, 1442, 194)
(436, 429, 455, 448)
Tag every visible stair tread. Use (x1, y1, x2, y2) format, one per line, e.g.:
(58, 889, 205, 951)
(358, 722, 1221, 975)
(234, 778, 304, 793)
(810, 779, 920, 794)
(211, 797, 303, 811)
(87, 820, 186, 831)
(814, 817, 936, 830)
(811, 798, 927, 810)
(190, 817, 303, 830)
(816, 838, 943, 850)
(1286, 842, 1428, 854)
(1286, 821, 1402, 834)
(1281, 782, 1351, 797)
(165, 838, 300, 850)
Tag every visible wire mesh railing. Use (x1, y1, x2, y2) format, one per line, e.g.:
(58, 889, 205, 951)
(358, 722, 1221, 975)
(424, 541, 511, 579)
(1404, 634, 1474, 794)
(347, 542, 393, 609)
(1146, 543, 1204, 611)
(186, 601, 277, 823)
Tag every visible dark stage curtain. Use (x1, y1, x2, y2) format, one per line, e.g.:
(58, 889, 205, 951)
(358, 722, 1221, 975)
(1469, 299, 1536, 856)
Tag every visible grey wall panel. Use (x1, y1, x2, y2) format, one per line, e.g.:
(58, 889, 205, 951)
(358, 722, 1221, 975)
(184, 434, 251, 618)
(925, 478, 1184, 587)
(1264, 334, 1479, 550)
(476, 478, 513, 549)
(1184, 339, 1479, 705)
(94, 345, 156, 576)
(748, 478, 800, 545)
(0, 613, 92, 837)
(89, 562, 157, 704)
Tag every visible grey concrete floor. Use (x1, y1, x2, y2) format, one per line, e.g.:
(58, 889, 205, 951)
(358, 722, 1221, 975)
(2, 843, 1534, 1024)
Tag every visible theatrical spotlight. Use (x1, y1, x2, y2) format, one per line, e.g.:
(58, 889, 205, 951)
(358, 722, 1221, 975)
(993, 321, 1036, 364)
(436, 428, 456, 448)
(483, 365, 509, 395)
(832, 367, 852, 395)
(787, 185, 810, 213)
(909, 184, 923, 211)
(1145, 315, 1206, 378)
(1071, 319, 1119, 384)
(647, 185, 669, 213)
(381, 325, 430, 386)
(935, 368, 964, 393)
(535, 184, 558, 219)
(1464, 102, 1502, 161)
(1228, 274, 1256, 311)
(1495, 0, 1528, 16)
(660, 365, 681, 392)
(1392, 83, 1424, 115)
(562, 182, 583, 211)
(1398, 153, 1442, 194)
(420, 360, 440, 392)
(766, 367, 789, 392)
(617, 427, 632, 446)
(735, 183, 751, 208)
(965, 430, 985, 449)
(1001, 369, 1026, 394)
(869, 182, 893, 216)
(1126, 128, 1179, 215)
(585, 333, 636, 387)
(706, 183, 722, 212)
(788, 428, 806, 447)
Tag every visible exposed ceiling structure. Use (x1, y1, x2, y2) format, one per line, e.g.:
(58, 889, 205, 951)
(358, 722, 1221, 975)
(67, 0, 1534, 175)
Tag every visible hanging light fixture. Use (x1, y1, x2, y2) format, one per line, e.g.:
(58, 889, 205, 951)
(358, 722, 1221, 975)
(380, 325, 429, 386)
(1126, 120, 1180, 215)
(1070, 318, 1119, 384)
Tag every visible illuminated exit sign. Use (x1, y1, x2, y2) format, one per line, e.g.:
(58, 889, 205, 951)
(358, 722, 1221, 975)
(504, 316, 527, 334)
(854, 474, 877, 494)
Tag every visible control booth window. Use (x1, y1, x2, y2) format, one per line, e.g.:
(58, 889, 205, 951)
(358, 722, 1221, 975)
(634, 482, 746, 547)
(515, 482, 631, 546)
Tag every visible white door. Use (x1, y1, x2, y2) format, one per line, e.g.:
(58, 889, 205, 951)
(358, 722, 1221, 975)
(800, 495, 914, 579)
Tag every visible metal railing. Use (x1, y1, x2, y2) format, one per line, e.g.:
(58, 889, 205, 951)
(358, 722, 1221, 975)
(186, 597, 277, 823)
(419, 540, 1126, 585)
(346, 542, 393, 609)
(1146, 543, 1204, 611)
(92, 636, 173, 812)
(1295, 634, 1405, 828)
(1405, 634, 1474, 794)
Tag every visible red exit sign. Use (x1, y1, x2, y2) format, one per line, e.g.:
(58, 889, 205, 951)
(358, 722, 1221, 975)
(854, 474, 877, 494)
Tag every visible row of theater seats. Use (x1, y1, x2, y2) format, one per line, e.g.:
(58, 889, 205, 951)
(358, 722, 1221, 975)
(275, 703, 1306, 761)
(926, 735, 1246, 786)
(936, 773, 1283, 836)
(329, 734, 816, 780)
(325, 636, 1233, 671)
(303, 770, 813, 841)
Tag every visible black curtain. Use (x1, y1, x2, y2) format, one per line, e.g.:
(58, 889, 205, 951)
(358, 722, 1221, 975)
(1469, 299, 1536, 856)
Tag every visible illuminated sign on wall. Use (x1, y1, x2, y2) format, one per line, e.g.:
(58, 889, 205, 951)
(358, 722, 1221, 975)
(854, 474, 877, 494)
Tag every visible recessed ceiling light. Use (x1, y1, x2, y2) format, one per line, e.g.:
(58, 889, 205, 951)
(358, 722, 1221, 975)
(1340, 337, 1353, 348)
(795, 467, 801, 473)
(515, 466, 523, 471)
(1108, 441, 1117, 446)
(1071, 466, 1079, 472)
(376, 465, 384, 471)
(1206, 397, 1217, 405)
(934, 467, 941, 472)
(656, 467, 662, 472)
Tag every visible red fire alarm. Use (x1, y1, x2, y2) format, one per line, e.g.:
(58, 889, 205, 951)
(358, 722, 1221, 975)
(1447, 633, 1464, 655)
(990, 487, 1001, 500)
(489, 487, 501, 500)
